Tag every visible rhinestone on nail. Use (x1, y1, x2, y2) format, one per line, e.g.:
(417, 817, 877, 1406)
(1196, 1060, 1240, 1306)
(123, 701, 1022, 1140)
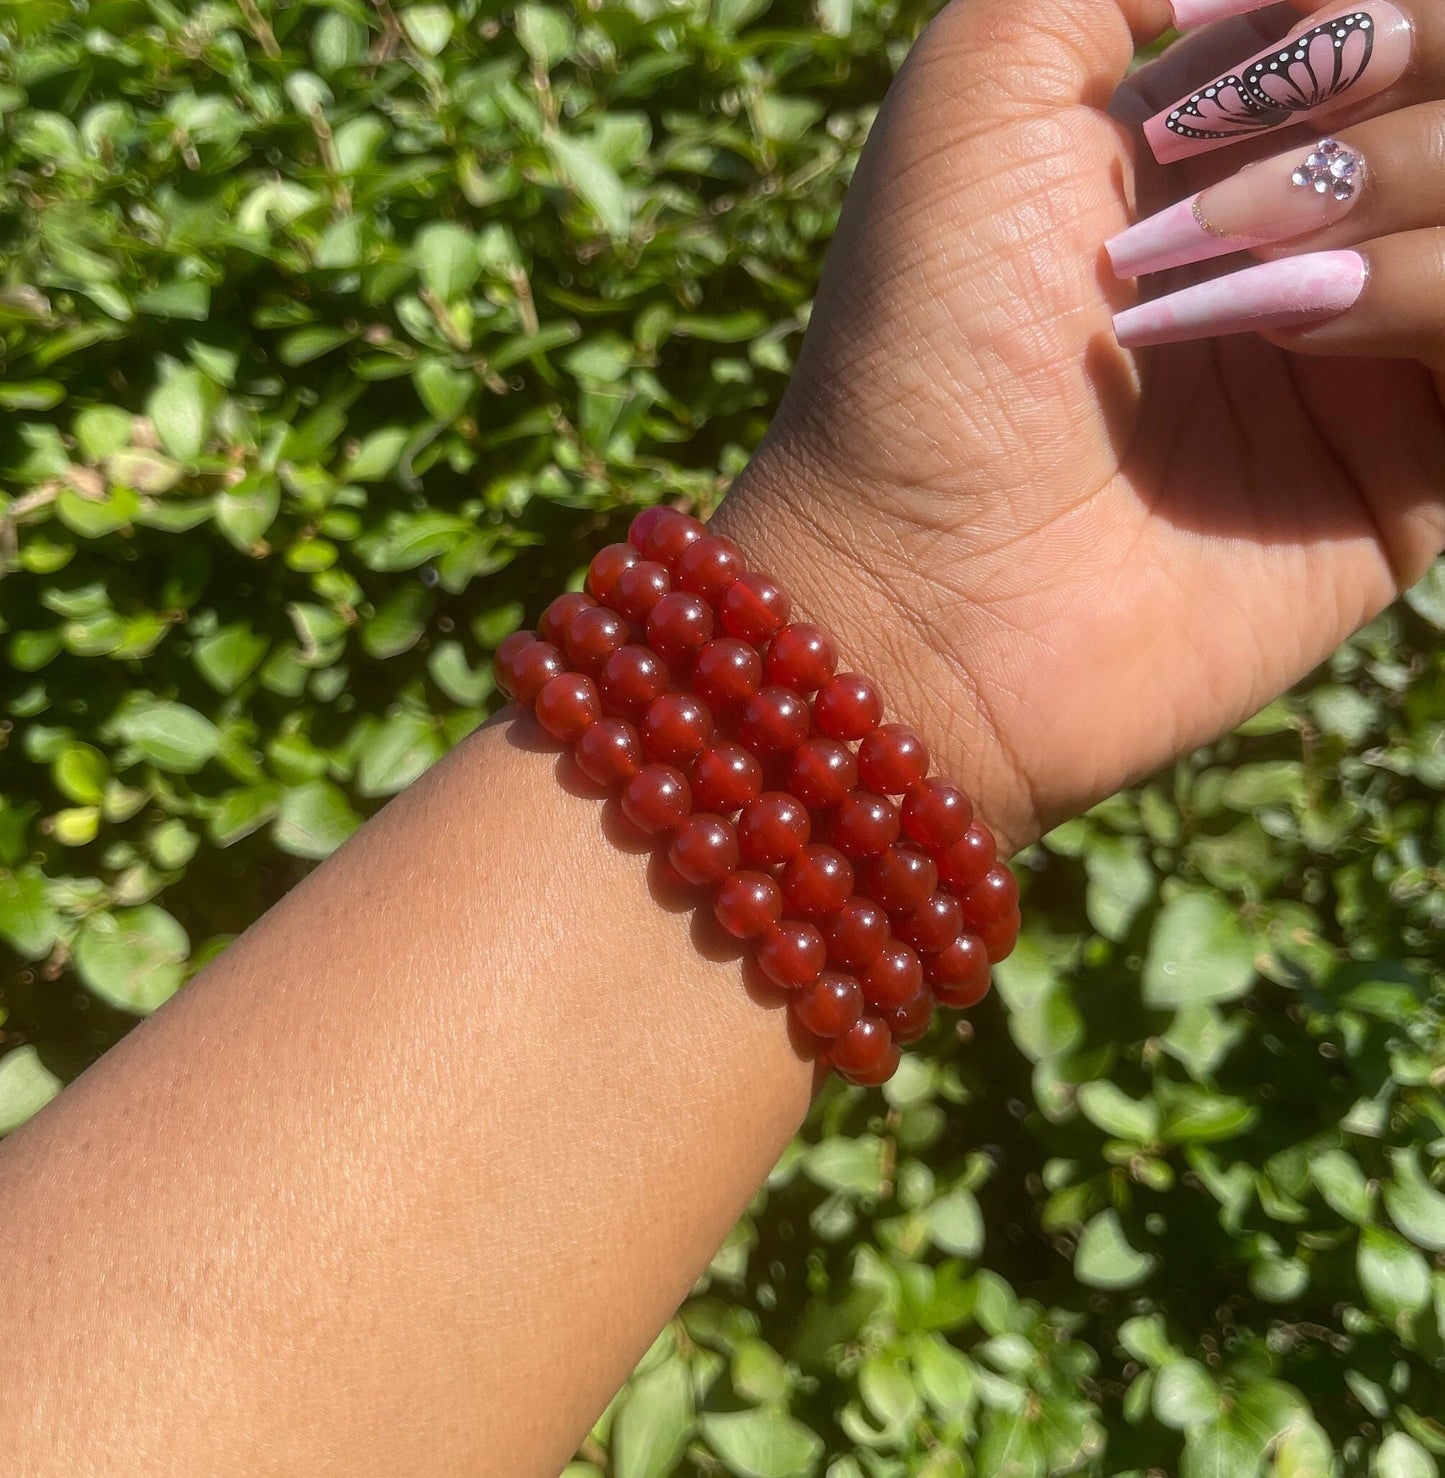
(1291, 138, 1362, 203)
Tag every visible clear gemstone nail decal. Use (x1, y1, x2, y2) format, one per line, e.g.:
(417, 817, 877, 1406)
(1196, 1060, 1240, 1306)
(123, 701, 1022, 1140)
(1291, 138, 1362, 202)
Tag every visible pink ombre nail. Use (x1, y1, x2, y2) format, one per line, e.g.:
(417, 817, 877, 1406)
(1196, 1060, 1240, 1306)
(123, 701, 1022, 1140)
(1145, 1, 1413, 165)
(1170, 0, 1274, 29)
(1113, 249, 1367, 347)
(1108, 137, 1367, 277)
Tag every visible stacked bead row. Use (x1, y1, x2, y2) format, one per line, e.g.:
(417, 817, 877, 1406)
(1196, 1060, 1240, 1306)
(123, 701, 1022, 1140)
(493, 506, 1020, 1087)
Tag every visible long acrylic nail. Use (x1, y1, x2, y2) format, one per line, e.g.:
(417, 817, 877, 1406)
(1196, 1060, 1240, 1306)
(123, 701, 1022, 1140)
(1113, 249, 1367, 347)
(1169, 0, 1274, 30)
(1146, 1, 1413, 165)
(1108, 136, 1367, 276)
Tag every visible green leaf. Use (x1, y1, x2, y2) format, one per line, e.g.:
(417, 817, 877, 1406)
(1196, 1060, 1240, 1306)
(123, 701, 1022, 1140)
(1074, 1211, 1154, 1290)
(699, 1409, 823, 1478)
(1404, 563, 1445, 631)
(53, 741, 109, 804)
(546, 132, 632, 238)
(273, 782, 361, 861)
(1358, 1226, 1431, 1323)
(146, 367, 210, 461)
(1152, 1359, 1219, 1430)
(115, 701, 220, 773)
(0, 1046, 62, 1135)
(1384, 1151, 1445, 1252)
(355, 711, 444, 797)
(613, 1355, 695, 1478)
(1309, 1148, 1374, 1223)
(804, 1136, 886, 1198)
(859, 1353, 921, 1430)
(1377, 1433, 1439, 1478)
(733, 1339, 790, 1405)
(400, 4, 453, 54)
(1084, 836, 1154, 941)
(414, 360, 474, 422)
(1182, 1424, 1263, 1478)
(194, 624, 269, 693)
(1143, 890, 1257, 1008)
(1077, 1081, 1159, 1142)
(415, 222, 481, 302)
(0, 868, 59, 959)
(515, 3, 574, 67)
(925, 1188, 984, 1258)
(74, 905, 189, 1013)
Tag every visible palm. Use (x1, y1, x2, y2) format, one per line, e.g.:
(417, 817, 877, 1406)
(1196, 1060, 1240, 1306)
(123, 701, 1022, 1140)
(731, 0, 1445, 846)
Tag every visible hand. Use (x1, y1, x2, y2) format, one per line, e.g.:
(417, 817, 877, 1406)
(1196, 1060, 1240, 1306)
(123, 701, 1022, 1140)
(714, 0, 1445, 853)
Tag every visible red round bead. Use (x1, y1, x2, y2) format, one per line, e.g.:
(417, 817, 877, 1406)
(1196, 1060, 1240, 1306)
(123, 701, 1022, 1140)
(599, 645, 669, 716)
(586, 542, 641, 603)
(719, 572, 791, 645)
(857, 724, 930, 795)
(860, 940, 924, 1011)
(979, 908, 1021, 965)
(894, 890, 964, 954)
(509, 640, 568, 705)
(574, 719, 643, 787)
(824, 897, 890, 970)
(737, 792, 811, 867)
(781, 844, 855, 918)
(563, 604, 630, 675)
(621, 764, 691, 834)
(902, 779, 974, 853)
(692, 638, 763, 710)
(539, 591, 595, 646)
(757, 920, 827, 990)
(792, 971, 865, 1040)
(927, 932, 992, 1007)
(534, 672, 600, 743)
(647, 591, 714, 661)
(669, 814, 740, 886)
(883, 987, 934, 1045)
(830, 1017, 900, 1086)
(814, 673, 883, 741)
(714, 871, 784, 940)
(639, 509, 706, 568)
(627, 506, 673, 551)
(956, 864, 1020, 932)
(864, 846, 939, 915)
(737, 686, 811, 755)
(676, 534, 746, 603)
(493, 629, 536, 698)
(641, 693, 715, 766)
(787, 738, 858, 809)
(765, 623, 839, 693)
(691, 743, 764, 814)
(937, 823, 998, 891)
(829, 792, 901, 858)
(612, 560, 672, 624)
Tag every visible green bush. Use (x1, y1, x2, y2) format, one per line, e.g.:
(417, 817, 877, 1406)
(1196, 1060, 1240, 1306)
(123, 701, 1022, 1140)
(1, 2, 1442, 1474)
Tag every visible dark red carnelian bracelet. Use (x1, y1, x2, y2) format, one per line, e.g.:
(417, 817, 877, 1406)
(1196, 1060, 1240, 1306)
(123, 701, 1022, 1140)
(494, 507, 1020, 1087)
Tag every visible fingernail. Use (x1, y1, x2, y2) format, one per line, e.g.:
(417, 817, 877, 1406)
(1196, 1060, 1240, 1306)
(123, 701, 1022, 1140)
(1113, 249, 1367, 347)
(1108, 137, 1367, 276)
(1145, 1, 1412, 164)
(1169, 0, 1274, 30)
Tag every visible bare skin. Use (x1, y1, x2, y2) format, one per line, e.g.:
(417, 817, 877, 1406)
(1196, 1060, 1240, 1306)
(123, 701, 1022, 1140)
(2, 0, 1441, 1472)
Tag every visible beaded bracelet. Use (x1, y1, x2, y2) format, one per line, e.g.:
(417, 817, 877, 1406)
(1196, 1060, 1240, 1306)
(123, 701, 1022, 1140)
(494, 507, 1019, 1087)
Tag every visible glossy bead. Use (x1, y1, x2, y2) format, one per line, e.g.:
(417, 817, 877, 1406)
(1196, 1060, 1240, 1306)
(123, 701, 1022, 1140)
(927, 932, 991, 1008)
(493, 629, 536, 697)
(668, 814, 740, 886)
(792, 971, 864, 1039)
(814, 673, 883, 741)
(737, 686, 811, 755)
(612, 560, 672, 624)
(902, 779, 974, 853)
(563, 604, 630, 675)
(627, 505, 672, 552)
(691, 743, 763, 814)
(621, 764, 691, 834)
(864, 846, 939, 915)
(719, 571, 791, 645)
(765, 623, 839, 693)
(781, 845, 855, 918)
(938, 823, 998, 891)
(757, 920, 827, 990)
(830, 1016, 900, 1086)
(829, 792, 900, 858)
(638, 509, 706, 568)
(824, 897, 890, 970)
(857, 723, 930, 795)
(714, 871, 783, 939)
(646, 591, 714, 661)
(693, 638, 763, 710)
(574, 719, 642, 787)
(641, 693, 714, 766)
(599, 644, 669, 717)
(787, 738, 857, 809)
(676, 534, 746, 602)
(956, 864, 1020, 932)
(539, 591, 595, 646)
(894, 890, 964, 954)
(534, 672, 600, 743)
(883, 987, 934, 1045)
(860, 940, 924, 1011)
(586, 542, 641, 603)
(979, 908, 1021, 965)
(509, 640, 567, 705)
(737, 792, 811, 867)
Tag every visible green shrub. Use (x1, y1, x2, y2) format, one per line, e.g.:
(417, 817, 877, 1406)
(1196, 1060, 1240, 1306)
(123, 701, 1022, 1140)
(1, 2, 1442, 1474)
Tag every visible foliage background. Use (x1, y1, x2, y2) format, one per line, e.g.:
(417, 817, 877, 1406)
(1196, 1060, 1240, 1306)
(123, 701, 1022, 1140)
(0, 0, 1442, 1473)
